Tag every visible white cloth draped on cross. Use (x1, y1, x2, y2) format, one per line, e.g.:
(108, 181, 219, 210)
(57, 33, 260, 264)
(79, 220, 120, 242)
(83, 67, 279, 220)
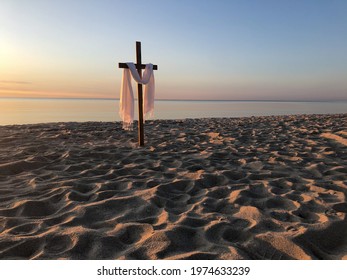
(119, 63, 155, 130)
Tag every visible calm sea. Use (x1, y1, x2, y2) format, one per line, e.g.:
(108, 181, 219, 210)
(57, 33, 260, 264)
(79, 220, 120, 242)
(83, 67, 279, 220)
(1, 98, 346, 125)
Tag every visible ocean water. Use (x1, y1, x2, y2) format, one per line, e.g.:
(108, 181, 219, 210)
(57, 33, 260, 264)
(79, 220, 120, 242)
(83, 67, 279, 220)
(0, 98, 346, 125)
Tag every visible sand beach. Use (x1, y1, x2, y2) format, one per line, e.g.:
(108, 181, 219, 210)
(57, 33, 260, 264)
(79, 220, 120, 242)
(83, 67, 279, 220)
(0, 114, 346, 260)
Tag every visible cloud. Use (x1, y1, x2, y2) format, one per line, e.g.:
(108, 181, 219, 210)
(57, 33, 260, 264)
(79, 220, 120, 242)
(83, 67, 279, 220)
(0, 80, 32, 85)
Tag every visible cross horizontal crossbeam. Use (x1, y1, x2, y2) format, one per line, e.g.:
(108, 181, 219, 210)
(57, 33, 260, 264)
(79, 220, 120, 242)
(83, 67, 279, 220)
(118, 63, 158, 70)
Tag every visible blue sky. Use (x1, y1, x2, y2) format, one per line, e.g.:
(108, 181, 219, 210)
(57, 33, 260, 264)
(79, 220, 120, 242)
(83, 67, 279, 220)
(1, 0, 347, 100)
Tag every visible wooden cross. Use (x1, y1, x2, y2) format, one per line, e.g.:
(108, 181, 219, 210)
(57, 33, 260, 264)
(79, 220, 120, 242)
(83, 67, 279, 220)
(118, 41, 158, 146)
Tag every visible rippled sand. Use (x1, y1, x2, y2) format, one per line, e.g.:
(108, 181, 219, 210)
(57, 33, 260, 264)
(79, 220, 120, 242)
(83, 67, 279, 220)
(0, 114, 346, 259)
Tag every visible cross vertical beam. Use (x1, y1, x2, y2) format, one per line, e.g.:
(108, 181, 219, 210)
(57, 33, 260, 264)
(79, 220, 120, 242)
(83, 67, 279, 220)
(136, 41, 145, 146)
(118, 42, 158, 147)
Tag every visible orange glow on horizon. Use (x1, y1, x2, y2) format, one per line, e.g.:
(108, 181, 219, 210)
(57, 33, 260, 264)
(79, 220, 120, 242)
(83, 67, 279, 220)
(0, 89, 113, 99)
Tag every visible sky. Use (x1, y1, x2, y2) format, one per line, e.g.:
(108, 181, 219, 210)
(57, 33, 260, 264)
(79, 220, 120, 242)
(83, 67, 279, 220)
(1, 0, 347, 101)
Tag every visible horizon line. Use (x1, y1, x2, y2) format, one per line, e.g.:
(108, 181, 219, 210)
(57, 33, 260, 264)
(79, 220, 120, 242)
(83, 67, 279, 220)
(1, 97, 347, 102)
